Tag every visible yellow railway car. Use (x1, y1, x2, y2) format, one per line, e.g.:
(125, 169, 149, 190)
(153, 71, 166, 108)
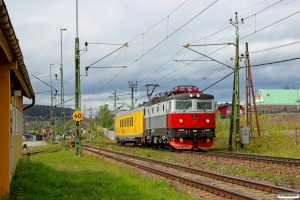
(115, 107, 144, 145)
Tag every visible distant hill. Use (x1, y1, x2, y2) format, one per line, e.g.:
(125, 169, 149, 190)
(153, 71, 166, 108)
(23, 104, 74, 121)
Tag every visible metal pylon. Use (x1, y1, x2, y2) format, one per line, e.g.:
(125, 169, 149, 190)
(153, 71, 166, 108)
(245, 42, 260, 138)
(229, 12, 242, 152)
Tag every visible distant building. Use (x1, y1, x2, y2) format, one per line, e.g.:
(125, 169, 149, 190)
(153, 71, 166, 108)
(255, 89, 300, 113)
(218, 103, 244, 119)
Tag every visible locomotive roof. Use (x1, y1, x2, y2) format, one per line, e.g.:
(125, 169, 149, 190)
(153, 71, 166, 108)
(167, 92, 214, 100)
(144, 92, 214, 107)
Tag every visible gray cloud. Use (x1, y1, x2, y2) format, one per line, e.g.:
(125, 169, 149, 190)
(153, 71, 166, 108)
(6, 0, 300, 111)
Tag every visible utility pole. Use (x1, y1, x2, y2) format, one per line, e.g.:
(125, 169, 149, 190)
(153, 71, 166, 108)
(89, 108, 93, 141)
(228, 12, 243, 152)
(74, 0, 82, 156)
(50, 63, 55, 143)
(245, 42, 260, 137)
(60, 28, 67, 150)
(128, 81, 138, 109)
(53, 105, 57, 143)
(114, 90, 116, 116)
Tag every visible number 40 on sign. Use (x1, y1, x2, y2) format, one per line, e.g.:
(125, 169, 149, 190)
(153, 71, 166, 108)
(72, 111, 83, 121)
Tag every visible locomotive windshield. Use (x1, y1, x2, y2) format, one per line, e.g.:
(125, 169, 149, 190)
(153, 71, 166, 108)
(171, 99, 215, 112)
(175, 100, 192, 110)
(197, 101, 213, 110)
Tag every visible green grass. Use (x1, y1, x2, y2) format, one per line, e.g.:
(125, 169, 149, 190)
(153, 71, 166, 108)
(8, 113, 299, 199)
(213, 113, 300, 157)
(4, 151, 193, 200)
(91, 113, 300, 188)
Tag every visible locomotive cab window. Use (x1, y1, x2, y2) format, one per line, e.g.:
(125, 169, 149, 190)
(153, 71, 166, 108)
(197, 101, 213, 110)
(175, 100, 192, 110)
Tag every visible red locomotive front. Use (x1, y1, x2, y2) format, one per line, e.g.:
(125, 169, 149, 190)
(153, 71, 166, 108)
(165, 85, 216, 150)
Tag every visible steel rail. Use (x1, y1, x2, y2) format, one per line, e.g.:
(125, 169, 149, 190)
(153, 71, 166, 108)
(83, 146, 256, 200)
(198, 151, 300, 166)
(84, 145, 299, 195)
(91, 141, 300, 166)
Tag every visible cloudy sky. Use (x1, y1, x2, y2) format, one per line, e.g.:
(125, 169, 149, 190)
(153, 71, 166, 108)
(5, 0, 300, 114)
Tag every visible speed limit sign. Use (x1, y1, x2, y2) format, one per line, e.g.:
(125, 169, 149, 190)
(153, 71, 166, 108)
(72, 111, 83, 121)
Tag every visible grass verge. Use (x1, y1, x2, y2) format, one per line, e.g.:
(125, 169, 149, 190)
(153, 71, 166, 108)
(3, 151, 193, 200)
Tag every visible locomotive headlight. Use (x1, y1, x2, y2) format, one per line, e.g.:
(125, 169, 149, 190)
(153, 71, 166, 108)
(206, 119, 210, 123)
(179, 119, 184, 123)
(206, 138, 210, 143)
(189, 94, 193, 97)
(196, 94, 200, 97)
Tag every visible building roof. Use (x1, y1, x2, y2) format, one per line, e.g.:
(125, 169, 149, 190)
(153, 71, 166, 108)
(218, 103, 243, 109)
(255, 89, 299, 105)
(0, 0, 35, 99)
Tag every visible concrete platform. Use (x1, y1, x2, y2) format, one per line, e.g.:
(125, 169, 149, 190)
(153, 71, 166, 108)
(22, 141, 47, 147)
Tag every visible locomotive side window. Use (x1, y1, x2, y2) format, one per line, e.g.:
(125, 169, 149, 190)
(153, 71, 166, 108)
(175, 100, 192, 110)
(197, 101, 213, 110)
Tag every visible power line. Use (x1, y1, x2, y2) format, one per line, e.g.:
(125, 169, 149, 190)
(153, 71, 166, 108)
(241, 10, 300, 40)
(128, 0, 189, 43)
(202, 56, 300, 91)
(243, 0, 284, 20)
(250, 41, 300, 54)
(190, 0, 291, 45)
(83, 1, 218, 102)
(139, 48, 184, 82)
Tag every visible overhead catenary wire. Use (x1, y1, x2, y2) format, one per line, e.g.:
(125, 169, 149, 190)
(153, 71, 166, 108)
(83, 1, 218, 103)
(128, 0, 189, 43)
(242, 0, 284, 20)
(84, 0, 283, 105)
(165, 5, 300, 88)
(241, 10, 300, 40)
(202, 57, 300, 91)
(83, 0, 298, 108)
(250, 41, 300, 54)
(189, 0, 291, 45)
(85, 46, 125, 95)
(171, 1, 284, 83)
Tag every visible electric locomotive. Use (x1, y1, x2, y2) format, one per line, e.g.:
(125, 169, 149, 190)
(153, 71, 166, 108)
(115, 85, 217, 150)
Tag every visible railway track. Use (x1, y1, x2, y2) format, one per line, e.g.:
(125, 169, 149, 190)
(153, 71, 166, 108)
(195, 151, 300, 166)
(91, 141, 300, 166)
(83, 144, 299, 200)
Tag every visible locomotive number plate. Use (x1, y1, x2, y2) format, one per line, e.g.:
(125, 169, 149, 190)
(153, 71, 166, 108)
(193, 130, 197, 132)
